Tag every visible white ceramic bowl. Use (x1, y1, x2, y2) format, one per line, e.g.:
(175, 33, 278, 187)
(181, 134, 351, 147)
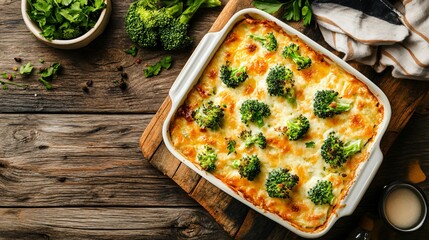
(21, 0, 112, 50)
(162, 8, 392, 238)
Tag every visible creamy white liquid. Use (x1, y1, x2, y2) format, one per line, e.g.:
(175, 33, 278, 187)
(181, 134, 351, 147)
(385, 187, 422, 229)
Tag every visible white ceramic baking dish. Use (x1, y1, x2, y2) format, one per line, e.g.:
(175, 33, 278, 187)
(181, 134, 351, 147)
(162, 8, 391, 238)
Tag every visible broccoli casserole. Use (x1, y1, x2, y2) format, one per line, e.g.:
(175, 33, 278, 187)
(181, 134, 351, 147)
(169, 17, 384, 232)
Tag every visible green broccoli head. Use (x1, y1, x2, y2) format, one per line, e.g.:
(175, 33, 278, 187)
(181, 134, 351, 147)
(159, 20, 193, 51)
(308, 180, 335, 205)
(125, 1, 159, 48)
(125, 0, 205, 50)
(192, 101, 224, 130)
(282, 43, 312, 70)
(220, 61, 249, 88)
(137, 8, 164, 28)
(239, 130, 267, 149)
(235, 155, 262, 181)
(321, 132, 362, 168)
(240, 100, 271, 127)
(286, 114, 310, 141)
(265, 168, 299, 198)
(266, 65, 295, 104)
(313, 90, 352, 118)
(249, 32, 278, 52)
(160, 0, 217, 51)
(197, 145, 217, 172)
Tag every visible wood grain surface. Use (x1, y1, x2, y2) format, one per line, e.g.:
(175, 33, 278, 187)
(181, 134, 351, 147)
(140, 0, 429, 239)
(0, 0, 428, 239)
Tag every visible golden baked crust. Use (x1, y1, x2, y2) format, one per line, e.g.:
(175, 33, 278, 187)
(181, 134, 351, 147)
(169, 18, 384, 233)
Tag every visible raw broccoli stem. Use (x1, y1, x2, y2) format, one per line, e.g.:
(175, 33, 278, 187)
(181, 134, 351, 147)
(179, 0, 205, 24)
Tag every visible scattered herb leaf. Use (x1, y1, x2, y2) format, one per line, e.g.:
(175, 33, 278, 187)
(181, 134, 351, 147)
(227, 140, 236, 155)
(144, 56, 173, 78)
(19, 62, 34, 75)
(253, 0, 285, 13)
(252, 0, 313, 26)
(0, 80, 28, 89)
(38, 63, 62, 90)
(124, 46, 138, 57)
(39, 58, 45, 63)
(305, 141, 315, 148)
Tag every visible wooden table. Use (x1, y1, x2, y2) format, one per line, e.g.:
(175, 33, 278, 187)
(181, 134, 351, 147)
(0, 0, 428, 239)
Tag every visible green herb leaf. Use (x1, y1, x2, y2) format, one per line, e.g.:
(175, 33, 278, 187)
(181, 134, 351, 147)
(19, 62, 34, 75)
(38, 63, 61, 90)
(227, 140, 236, 155)
(254, 0, 313, 26)
(27, 0, 106, 40)
(159, 56, 172, 69)
(305, 141, 315, 148)
(302, 1, 312, 26)
(144, 56, 173, 78)
(144, 64, 162, 78)
(124, 46, 138, 57)
(0, 79, 29, 89)
(1, 72, 7, 79)
(252, 0, 286, 14)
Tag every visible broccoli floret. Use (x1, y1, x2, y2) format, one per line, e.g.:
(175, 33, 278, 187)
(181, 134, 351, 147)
(266, 65, 295, 104)
(197, 145, 217, 172)
(160, 0, 221, 50)
(313, 90, 352, 118)
(282, 43, 312, 70)
(220, 61, 248, 88)
(286, 114, 310, 141)
(192, 101, 224, 130)
(233, 155, 262, 181)
(308, 180, 335, 205)
(239, 130, 267, 149)
(126, 0, 220, 50)
(249, 32, 278, 52)
(159, 20, 193, 50)
(125, 1, 166, 48)
(137, 8, 164, 28)
(227, 139, 236, 155)
(265, 168, 299, 198)
(321, 132, 362, 168)
(240, 100, 271, 127)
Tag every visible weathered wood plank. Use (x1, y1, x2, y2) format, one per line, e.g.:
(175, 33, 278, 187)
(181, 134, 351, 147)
(0, 207, 231, 240)
(172, 163, 201, 194)
(149, 142, 182, 178)
(140, 98, 172, 160)
(0, 114, 197, 207)
(190, 178, 249, 237)
(0, 0, 225, 113)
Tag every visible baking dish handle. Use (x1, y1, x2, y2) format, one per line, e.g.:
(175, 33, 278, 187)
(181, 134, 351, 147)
(340, 147, 383, 217)
(169, 32, 222, 105)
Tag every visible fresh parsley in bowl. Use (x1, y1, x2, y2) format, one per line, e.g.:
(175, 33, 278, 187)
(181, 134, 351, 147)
(21, 0, 112, 49)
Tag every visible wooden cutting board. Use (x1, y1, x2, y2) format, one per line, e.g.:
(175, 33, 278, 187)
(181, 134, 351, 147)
(140, 0, 429, 238)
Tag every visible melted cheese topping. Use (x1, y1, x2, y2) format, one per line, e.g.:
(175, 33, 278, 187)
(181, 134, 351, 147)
(169, 18, 384, 233)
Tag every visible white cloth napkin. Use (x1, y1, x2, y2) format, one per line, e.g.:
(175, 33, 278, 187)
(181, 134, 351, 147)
(312, 0, 429, 80)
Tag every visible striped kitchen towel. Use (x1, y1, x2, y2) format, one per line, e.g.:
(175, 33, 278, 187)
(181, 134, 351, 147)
(312, 0, 429, 80)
